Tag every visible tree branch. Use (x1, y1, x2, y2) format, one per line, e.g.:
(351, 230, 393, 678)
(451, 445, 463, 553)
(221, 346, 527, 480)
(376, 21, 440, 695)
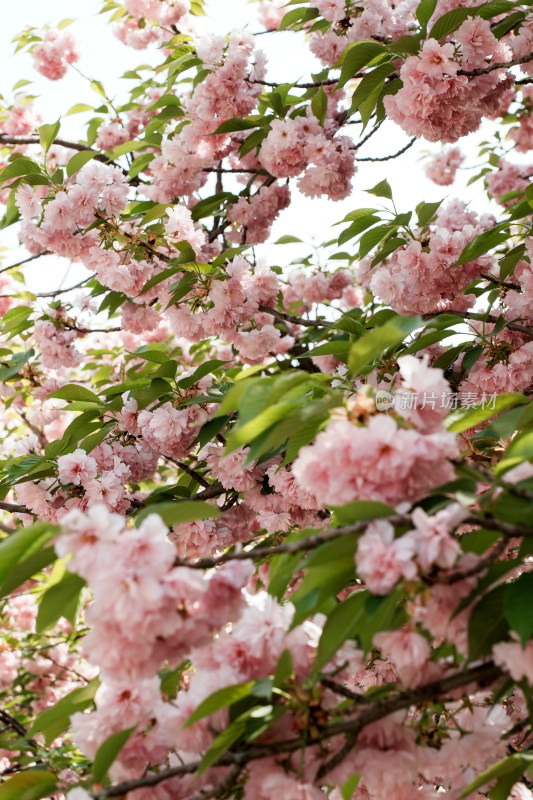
(355, 137, 417, 162)
(0, 250, 50, 275)
(258, 305, 335, 329)
(458, 50, 533, 77)
(173, 517, 406, 569)
(0, 135, 112, 165)
(91, 662, 503, 798)
(0, 501, 31, 515)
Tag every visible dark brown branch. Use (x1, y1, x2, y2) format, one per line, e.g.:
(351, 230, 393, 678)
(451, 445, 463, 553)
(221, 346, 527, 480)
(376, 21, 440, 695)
(203, 167, 267, 175)
(18, 411, 48, 449)
(459, 50, 533, 77)
(258, 305, 335, 329)
(355, 137, 417, 162)
(0, 710, 37, 748)
(62, 323, 122, 334)
(164, 456, 210, 489)
(91, 662, 503, 798)
(36, 276, 94, 298)
(246, 77, 338, 88)
(480, 273, 521, 291)
(0, 135, 111, 165)
(465, 514, 533, 539)
(424, 310, 533, 338)
(320, 678, 372, 704)
(352, 118, 385, 151)
(173, 517, 406, 569)
(0, 250, 50, 275)
(0, 501, 31, 515)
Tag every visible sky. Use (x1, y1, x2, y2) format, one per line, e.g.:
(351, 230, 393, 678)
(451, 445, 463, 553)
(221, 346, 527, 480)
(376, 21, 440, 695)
(0, 0, 488, 295)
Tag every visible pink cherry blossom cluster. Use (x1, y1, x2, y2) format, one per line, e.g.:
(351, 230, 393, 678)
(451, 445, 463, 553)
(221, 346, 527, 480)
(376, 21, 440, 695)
(33, 319, 83, 370)
(356, 503, 467, 595)
(17, 161, 129, 263)
(227, 181, 291, 244)
(485, 158, 532, 205)
(0, 100, 42, 136)
(55, 505, 251, 681)
(32, 28, 81, 81)
(356, 201, 494, 315)
(385, 26, 512, 143)
(165, 256, 295, 364)
(425, 146, 465, 186)
(145, 31, 265, 203)
(258, 0, 286, 30)
(283, 267, 354, 309)
(53, 505, 256, 789)
(258, 115, 356, 201)
(308, 0, 415, 66)
(115, 0, 191, 50)
(293, 356, 458, 508)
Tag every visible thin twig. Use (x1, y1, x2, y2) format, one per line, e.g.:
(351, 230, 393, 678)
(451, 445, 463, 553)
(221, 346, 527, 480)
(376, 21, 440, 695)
(480, 273, 521, 291)
(352, 118, 385, 152)
(173, 517, 406, 569)
(355, 137, 417, 162)
(0, 134, 111, 165)
(0, 250, 50, 275)
(258, 305, 335, 329)
(459, 51, 533, 77)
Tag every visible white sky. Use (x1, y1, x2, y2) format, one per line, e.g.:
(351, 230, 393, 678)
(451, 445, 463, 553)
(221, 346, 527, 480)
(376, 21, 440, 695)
(0, 0, 491, 294)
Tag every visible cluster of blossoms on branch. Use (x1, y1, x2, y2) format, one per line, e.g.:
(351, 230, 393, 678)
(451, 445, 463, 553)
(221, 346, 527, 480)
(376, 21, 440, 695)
(2, 1, 533, 800)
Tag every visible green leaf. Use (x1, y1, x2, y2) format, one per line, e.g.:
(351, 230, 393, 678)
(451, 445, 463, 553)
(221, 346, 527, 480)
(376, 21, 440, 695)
(29, 678, 99, 744)
(349, 62, 394, 115)
(366, 178, 392, 200)
(36, 571, 86, 633)
(416, 199, 443, 227)
(212, 118, 259, 134)
(38, 120, 60, 154)
(332, 501, 396, 525)
(185, 681, 253, 725)
(416, 0, 438, 28)
(140, 202, 169, 225)
(275, 235, 303, 244)
(49, 384, 100, 403)
(468, 584, 509, 660)
(311, 86, 328, 126)
(0, 158, 42, 183)
(135, 500, 221, 527)
(66, 102, 94, 115)
(303, 340, 351, 361)
(454, 223, 509, 265)
(337, 41, 387, 89)
(273, 649, 294, 685)
(66, 150, 96, 177)
(338, 214, 380, 245)
(497, 427, 533, 474)
(459, 753, 533, 799)
(191, 191, 237, 222)
(279, 6, 319, 30)
(0, 770, 57, 800)
(313, 589, 368, 674)
(504, 572, 533, 646)
(429, 6, 473, 39)
(358, 589, 405, 652)
(358, 224, 395, 259)
(178, 359, 228, 390)
(446, 393, 525, 433)
(93, 727, 136, 784)
(0, 523, 58, 586)
(348, 315, 421, 375)
(0, 546, 56, 597)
